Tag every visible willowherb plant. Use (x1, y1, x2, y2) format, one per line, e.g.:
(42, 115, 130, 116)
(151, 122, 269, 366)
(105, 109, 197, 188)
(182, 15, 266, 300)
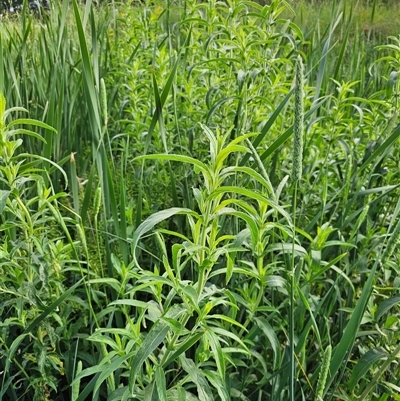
(71, 123, 293, 400)
(0, 92, 78, 400)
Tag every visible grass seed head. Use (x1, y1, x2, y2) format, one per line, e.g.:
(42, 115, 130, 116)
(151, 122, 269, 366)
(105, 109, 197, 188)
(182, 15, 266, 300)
(292, 55, 304, 182)
(315, 344, 332, 401)
(94, 186, 102, 216)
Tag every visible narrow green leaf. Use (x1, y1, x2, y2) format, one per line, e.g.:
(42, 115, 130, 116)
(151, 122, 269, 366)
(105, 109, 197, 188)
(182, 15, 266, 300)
(131, 207, 198, 267)
(22, 278, 84, 335)
(0, 190, 10, 214)
(324, 262, 378, 395)
(135, 154, 209, 177)
(129, 320, 170, 392)
(358, 122, 400, 173)
(94, 353, 135, 397)
(348, 348, 388, 392)
(163, 331, 205, 367)
(4, 334, 30, 376)
(240, 89, 294, 166)
(7, 118, 57, 132)
(202, 369, 231, 401)
(259, 98, 325, 162)
(145, 43, 182, 153)
(180, 356, 213, 401)
(255, 318, 281, 370)
(155, 366, 167, 401)
(375, 295, 400, 321)
(205, 330, 226, 380)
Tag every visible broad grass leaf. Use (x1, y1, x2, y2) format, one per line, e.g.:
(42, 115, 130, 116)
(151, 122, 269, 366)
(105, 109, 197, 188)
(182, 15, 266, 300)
(211, 327, 249, 353)
(90, 328, 137, 342)
(87, 278, 121, 293)
(313, 13, 343, 104)
(205, 314, 247, 331)
(71, 0, 101, 133)
(72, 352, 117, 384)
(179, 283, 199, 311)
(375, 295, 400, 321)
(0, 46, 3, 95)
(221, 166, 275, 196)
(129, 320, 170, 392)
(266, 275, 287, 292)
(297, 289, 322, 348)
(7, 129, 47, 143)
(17, 153, 68, 187)
(107, 386, 130, 401)
(215, 145, 248, 170)
(348, 348, 389, 392)
(180, 356, 213, 401)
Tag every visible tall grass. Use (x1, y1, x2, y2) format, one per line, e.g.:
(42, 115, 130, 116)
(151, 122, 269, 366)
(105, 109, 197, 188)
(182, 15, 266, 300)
(1, 0, 400, 400)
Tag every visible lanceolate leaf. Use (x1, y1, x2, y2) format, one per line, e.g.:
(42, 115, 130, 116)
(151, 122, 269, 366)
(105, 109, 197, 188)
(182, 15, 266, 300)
(129, 320, 170, 393)
(135, 154, 209, 177)
(155, 366, 167, 401)
(348, 348, 388, 392)
(205, 329, 226, 380)
(324, 262, 378, 395)
(179, 356, 213, 401)
(375, 295, 400, 321)
(162, 330, 205, 367)
(22, 278, 84, 335)
(255, 317, 281, 370)
(0, 190, 10, 214)
(130, 207, 198, 267)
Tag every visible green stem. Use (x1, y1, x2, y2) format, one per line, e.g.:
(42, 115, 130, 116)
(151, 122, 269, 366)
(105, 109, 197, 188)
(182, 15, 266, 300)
(238, 240, 265, 338)
(290, 182, 298, 401)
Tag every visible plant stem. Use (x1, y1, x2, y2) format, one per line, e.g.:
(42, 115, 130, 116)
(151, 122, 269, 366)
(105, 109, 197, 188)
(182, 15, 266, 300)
(290, 182, 298, 401)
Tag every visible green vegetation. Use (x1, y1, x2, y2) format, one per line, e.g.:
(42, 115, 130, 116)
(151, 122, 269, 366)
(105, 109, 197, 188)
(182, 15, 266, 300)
(1, 0, 400, 400)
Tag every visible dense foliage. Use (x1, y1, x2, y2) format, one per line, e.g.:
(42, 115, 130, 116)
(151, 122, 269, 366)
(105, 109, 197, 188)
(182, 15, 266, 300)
(1, 1, 400, 400)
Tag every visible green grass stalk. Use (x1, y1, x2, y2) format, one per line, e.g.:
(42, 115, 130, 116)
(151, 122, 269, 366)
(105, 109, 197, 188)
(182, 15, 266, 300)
(290, 54, 304, 401)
